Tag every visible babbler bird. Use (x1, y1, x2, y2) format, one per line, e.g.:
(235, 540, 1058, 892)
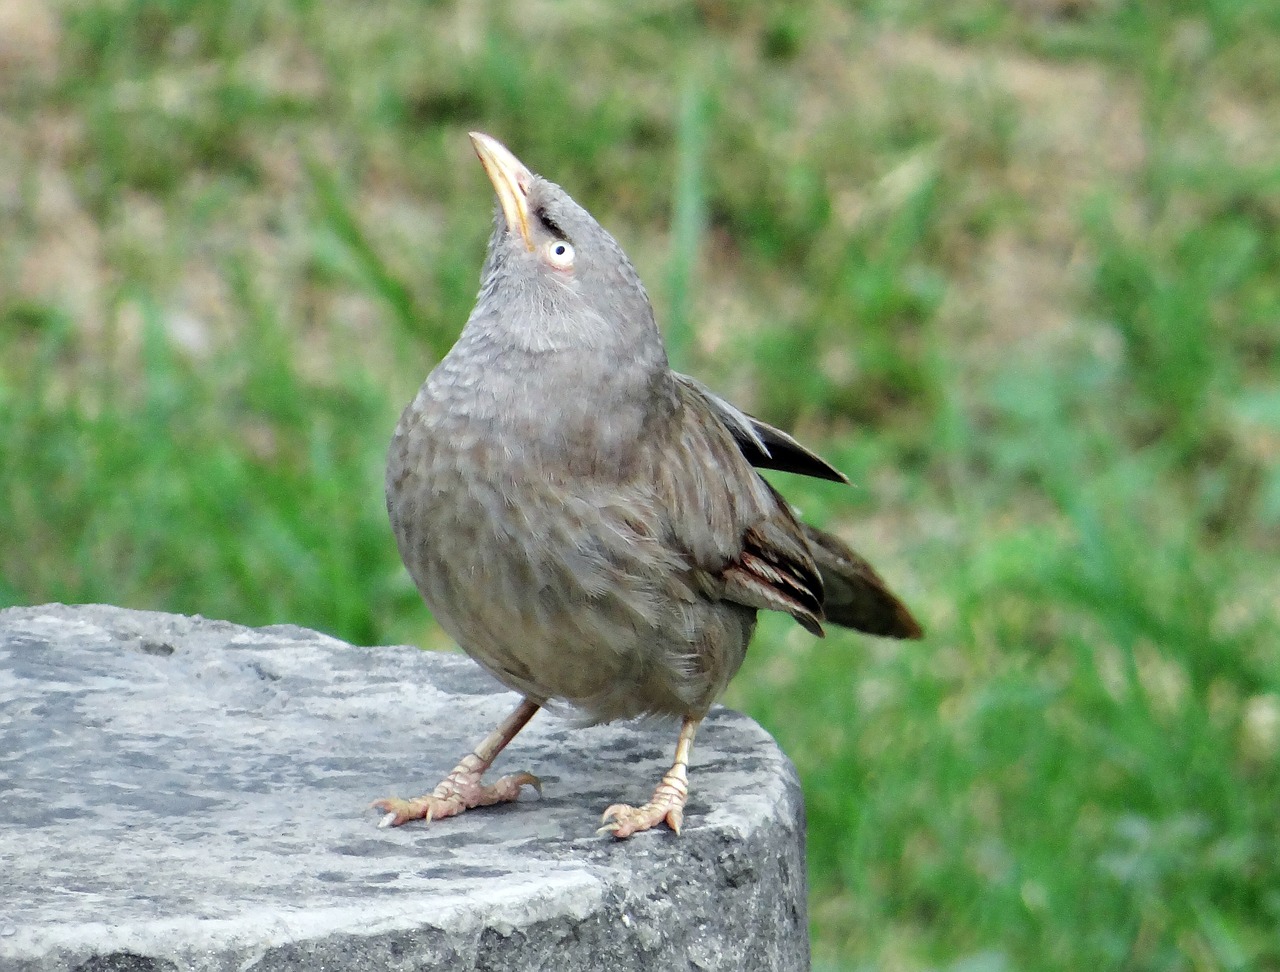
(373, 133, 922, 838)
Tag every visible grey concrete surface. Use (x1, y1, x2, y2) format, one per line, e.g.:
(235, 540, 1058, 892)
(0, 604, 808, 971)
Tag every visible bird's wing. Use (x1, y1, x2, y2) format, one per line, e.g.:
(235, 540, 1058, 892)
(650, 376, 827, 636)
(672, 373, 848, 484)
(667, 374, 924, 641)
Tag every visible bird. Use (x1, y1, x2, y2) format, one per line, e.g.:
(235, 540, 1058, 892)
(372, 132, 923, 839)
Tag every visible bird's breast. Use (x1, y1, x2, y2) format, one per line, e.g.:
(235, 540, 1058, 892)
(383, 355, 746, 720)
(418, 341, 675, 485)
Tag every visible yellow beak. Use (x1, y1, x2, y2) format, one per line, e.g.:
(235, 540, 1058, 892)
(469, 132, 534, 251)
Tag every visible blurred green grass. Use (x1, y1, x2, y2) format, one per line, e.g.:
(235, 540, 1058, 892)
(2, 1, 1279, 968)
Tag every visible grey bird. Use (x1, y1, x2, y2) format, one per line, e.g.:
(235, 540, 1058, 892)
(373, 133, 923, 838)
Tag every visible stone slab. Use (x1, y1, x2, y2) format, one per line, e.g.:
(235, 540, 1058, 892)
(0, 604, 807, 971)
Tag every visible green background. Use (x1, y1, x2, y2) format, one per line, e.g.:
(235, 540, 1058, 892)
(2, 1, 1278, 968)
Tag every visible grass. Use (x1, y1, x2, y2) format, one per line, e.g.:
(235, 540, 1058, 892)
(2, 0, 1279, 968)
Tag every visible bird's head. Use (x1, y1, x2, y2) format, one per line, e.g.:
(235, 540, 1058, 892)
(467, 132, 663, 356)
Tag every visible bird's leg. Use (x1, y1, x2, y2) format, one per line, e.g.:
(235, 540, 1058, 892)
(372, 697, 541, 828)
(599, 716, 700, 839)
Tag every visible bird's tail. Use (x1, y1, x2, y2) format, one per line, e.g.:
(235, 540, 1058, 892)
(801, 523, 924, 639)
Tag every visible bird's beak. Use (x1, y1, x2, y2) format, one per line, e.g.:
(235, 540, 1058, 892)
(469, 132, 535, 252)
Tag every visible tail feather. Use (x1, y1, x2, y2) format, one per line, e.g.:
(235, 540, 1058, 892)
(801, 523, 924, 640)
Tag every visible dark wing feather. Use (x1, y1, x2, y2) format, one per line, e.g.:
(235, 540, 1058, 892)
(673, 373, 848, 484)
(745, 420, 850, 483)
(722, 521, 826, 637)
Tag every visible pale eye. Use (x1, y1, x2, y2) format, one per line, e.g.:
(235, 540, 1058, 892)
(543, 239, 575, 270)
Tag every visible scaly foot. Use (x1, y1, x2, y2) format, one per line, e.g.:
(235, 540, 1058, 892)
(598, 761, 689, 838)
(372, 697, 541, 829)
(372, 752, 541, 828)
(599, 716, 700, 839)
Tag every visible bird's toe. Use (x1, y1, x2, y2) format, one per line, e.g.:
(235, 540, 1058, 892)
(598, 800, 682, 839)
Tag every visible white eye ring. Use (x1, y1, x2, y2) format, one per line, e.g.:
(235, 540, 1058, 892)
(543, 239, 575, 270)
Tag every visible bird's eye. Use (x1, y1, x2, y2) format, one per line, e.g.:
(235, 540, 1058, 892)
(543, 239, 575, 270)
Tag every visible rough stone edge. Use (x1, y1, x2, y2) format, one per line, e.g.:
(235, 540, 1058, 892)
(0, 604, 809, 972)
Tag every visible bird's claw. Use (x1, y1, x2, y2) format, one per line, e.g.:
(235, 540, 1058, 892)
(598, 752, 691, 838)
(372, 770, 541, 828)
(597, 799, 684, 839)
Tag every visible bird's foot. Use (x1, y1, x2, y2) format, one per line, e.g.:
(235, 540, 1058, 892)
(598, 762, 689, 839)
(372, 754, 541, 828)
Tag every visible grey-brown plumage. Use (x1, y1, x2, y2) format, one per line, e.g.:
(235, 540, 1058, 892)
(373, 133, 922, 839)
